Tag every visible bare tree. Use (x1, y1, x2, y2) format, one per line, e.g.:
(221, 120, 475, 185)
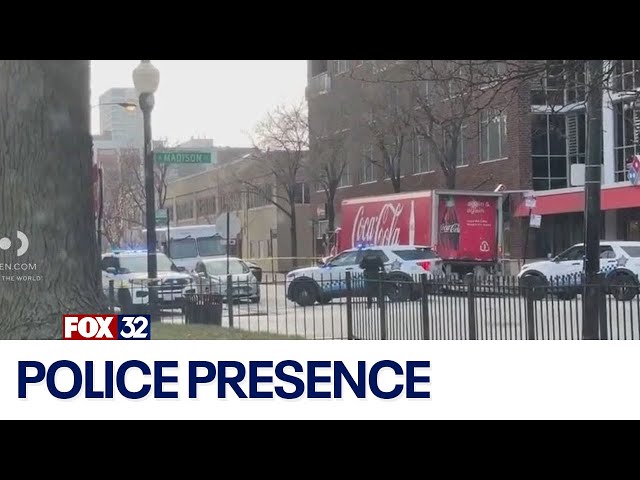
(358, 80, 414, 192)
(0, 60, 104, 338)
(102, 168, 131, 248)
(350, 60, 521, 189)
(118, 148, 172, 228)
(101, 153, 145, 248)
(155, 163, 171, 210)
(237, 102, 308, 268)
(309, 131, 346, 235)
(352, 60, 634, 189)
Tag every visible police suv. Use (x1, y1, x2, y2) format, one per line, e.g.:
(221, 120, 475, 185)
(517, 241, 640, 300)
(101, 250, 194, 311)
(286, 244, 443, 307)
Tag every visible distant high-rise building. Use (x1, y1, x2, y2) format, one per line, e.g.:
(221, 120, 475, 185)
(98, 87, 143, 154)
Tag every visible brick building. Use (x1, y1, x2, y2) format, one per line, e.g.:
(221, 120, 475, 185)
(306, 60, 532, 267)
(306, 60, 640, 267)
(164, 150, 314, 272)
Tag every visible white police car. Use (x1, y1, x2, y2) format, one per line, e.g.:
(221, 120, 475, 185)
(286, 244, 442, 306)
(101, 250, 194, 311)
(517, 241, 640, 300)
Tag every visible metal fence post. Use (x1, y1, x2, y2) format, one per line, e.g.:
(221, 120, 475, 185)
(465, 273, 477, 340)
(378, 272, 387, 340)
(421, 274, 430, 340)
(525, 281, 536, 340)
(598, 272, 608, 340)
(108, 280, 115, 313)
(346, 271, 353, 340)
(227, 274, 234, 329)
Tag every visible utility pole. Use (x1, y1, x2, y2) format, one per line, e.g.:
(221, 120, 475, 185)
(583, 59, 603, 340)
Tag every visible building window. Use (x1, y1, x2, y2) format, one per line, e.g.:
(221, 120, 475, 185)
(566, 112, 587, 167)
(413, 134, 434, 173)
(196, 195, 217, 218)
(176, 197, 194, 221)
(388, 85, 401, 113)
(453, 124, 467, 167)
(480, 109, 508, 162)
(310, 60, 328, 77)
(531, 60, 567, 106)
(530, 60, 587, 106)
(531, 114, 568, 191)
(338, 165, 351, 188)
(531, 111, 587, 191)
(383, 140, 399, 180)
(612, 60, 640, 93)
(338, 152, 352, 188)
(220, 193, 241, 212)
(415, 79, 436, 106)
(293, 182, 310, 204)
(564, 62, 587, 104)
(614, 100, 640, 181)
(247, 184, 273, 209)
(333, 60, 349, 75)
(362, 145, 376, 183)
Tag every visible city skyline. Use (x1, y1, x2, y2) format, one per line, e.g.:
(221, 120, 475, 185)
(91, 60, 307, 147)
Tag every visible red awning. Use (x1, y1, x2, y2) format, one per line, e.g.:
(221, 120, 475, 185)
(514, 184, 640, 217)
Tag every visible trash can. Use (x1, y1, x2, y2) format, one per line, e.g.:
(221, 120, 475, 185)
(183, 293, 223, 325)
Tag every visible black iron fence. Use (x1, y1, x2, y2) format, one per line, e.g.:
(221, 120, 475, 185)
(105, 271, 640, 340)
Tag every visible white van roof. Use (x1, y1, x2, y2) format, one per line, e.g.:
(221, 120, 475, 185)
(143, 224, 219, 239)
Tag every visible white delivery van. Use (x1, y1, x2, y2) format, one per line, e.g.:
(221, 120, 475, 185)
(144, 224, 229, 273)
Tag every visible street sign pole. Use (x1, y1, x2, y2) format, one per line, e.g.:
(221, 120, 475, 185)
(155, 209, 169, 257)
(167, 213, 171, 259)
(522, 192, 537, 267)
(270, 228, 275, 275)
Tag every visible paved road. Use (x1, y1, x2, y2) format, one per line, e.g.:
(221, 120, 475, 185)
(159, 281, 640, 340)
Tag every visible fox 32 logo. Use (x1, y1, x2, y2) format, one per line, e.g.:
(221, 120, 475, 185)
(0, 231, 29, 256)
(62, 315, 151, 340)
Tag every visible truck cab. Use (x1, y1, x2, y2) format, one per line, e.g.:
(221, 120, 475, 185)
(145, 224, 233, 273)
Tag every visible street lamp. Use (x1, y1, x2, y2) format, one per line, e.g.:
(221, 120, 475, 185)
(132, 60, 160, 282)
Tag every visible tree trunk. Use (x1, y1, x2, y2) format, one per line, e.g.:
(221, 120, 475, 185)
(444, 154, 457, 189)
(327, 187, 336, 234)
(445, 168, 456, 189)
(391, 175, 402, 193)
(290, 206, 298, 269)
(0, 61, 105, 339)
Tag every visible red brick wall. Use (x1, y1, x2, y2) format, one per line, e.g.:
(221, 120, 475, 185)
(308, 69, 534, 259)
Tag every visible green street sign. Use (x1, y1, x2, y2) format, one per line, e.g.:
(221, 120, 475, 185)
(155, 209, 168, 224)
(154, 150, 213, 164)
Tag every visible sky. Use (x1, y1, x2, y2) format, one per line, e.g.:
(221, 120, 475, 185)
(90, 60, 307, 147)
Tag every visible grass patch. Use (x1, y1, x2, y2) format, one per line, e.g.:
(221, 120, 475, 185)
(152, 322, 303, 340)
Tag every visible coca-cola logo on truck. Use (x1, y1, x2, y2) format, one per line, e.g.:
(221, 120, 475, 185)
(351, 203, 403, 247)
(440, 223, 460, 234)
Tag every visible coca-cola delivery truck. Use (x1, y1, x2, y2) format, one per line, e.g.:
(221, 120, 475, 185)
(335, 189, 505, 276)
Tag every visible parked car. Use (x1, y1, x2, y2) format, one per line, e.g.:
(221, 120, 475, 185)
(189, 257, 260, 303)
(517, 241, 640, 300)
(286, 244, 443, 306)
(101, 250, 193, 311)
(244, 260, 263, 283)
